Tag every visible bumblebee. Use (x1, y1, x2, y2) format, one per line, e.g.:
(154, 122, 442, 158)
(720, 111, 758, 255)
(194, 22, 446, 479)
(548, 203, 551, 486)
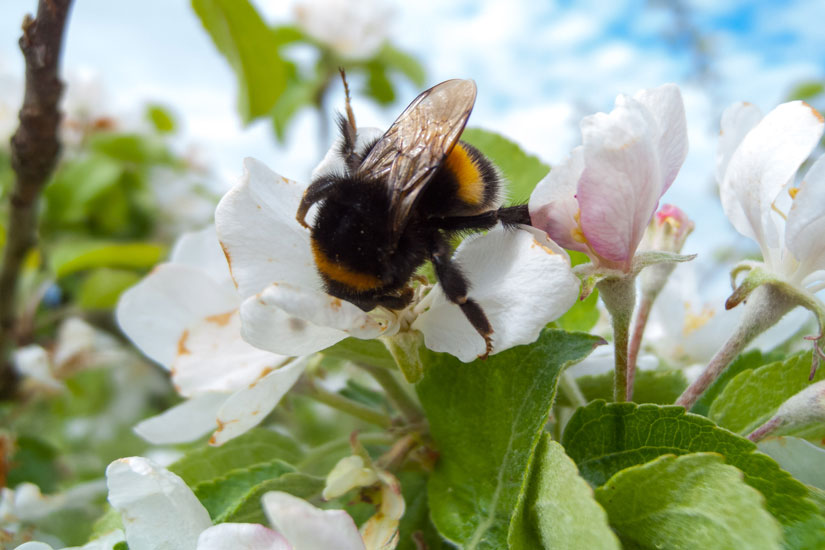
(296, 73, 530, 358)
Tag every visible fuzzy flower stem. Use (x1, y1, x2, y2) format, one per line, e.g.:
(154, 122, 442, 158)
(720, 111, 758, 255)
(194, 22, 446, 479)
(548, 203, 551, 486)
(357, 362, 424, 424)
(675, 284, 796, 409)
(597, 276, 637, 402)
(296, 379, 392, 429)
(627, 294, 653, 400)
(746, 416, 785, 442)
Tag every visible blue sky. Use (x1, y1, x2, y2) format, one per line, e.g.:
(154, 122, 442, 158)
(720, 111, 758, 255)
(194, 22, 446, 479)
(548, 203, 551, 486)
(1, 0, 824, 263)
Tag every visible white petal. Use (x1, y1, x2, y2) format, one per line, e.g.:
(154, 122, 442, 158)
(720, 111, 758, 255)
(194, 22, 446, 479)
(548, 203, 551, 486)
(528, 146, 589, 254)
(210, 358, 308, 446)
(413, 226, 580, 362)
(133, 393, 228, 445)
(263, 491, 366, 550)
(13, 345, 62, 390)
(720, 101, 824, 255)
(240, 283, 390, 356)
(323, 456, 379, 500)
(170, 226, 234, 288)
(786, 154, 825, 274)
(716, 102, 763, 185)
(116, 264, 239, 368)
(70, 529, 127, 550)
(171, 309, 291, 396)
(577, 95, 662, 264)
(197, 523, 290, 550)
(106, 457, 212, 550)
(311, 128, 384, 181)
(633, 83, 688, 192)
(215, 158, 322, 299)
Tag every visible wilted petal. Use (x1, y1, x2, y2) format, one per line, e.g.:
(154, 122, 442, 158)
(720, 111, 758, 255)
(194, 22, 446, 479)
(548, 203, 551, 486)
(633, 84, 688, 192)
(240, 283, 390, 356)
(528, 146, 588, 254)
(117, 264, 238, 368)
(577, 96, 662, 264)
(197, 523, 290, 550)
(170, 226, 234, 288)
(323, 456, 380, 500)
(210, 358, 308, 446)
(720, 101, 824, 255)
(106, 457, 212, 550)
(171, 309, 291, 396)
(134, 392, 228, 445)
(215, 158, 323, 299)
(263, 491, 366, 550)
(360, 472, 404, 550)
(716, 102, 763, 185)
(786, 155, 825, 275)
(413, 226, 579, 362)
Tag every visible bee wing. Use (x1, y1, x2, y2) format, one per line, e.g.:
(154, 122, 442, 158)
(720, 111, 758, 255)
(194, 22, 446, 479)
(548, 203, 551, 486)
(357, 79, 477, 236)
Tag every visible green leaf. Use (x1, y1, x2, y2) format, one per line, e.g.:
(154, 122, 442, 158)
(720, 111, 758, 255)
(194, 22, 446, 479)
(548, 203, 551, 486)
(6, 435, 60, 492)
(416, 329, 603, 548)
(555, 369, 687, 407)
(44, 156, 123, 222)
(271, 76, 320, 142)
(146, 104, 176, 134)
(595, 453, 782, 550)
(461, 128, 549, 205)
(758, 437, 825, 491)
(50, 241, 166, 278)
(509, 434, 620, 550)
(691, 349, 782, 416)
(787, 81, 825, 102)
(709, 351, 825, 435)
(377, 44, 426, 87)
(562, 400, 825, 548)
(220, 472, 325, 524)
(555, 289, 600, 333)
(169, 428, 304, 487)
(77, 268, 142, 310)
(365, 61, 395, 105)
(397, 471, 450, 550)
(90, 506, 123, 540)
(193, 459, 296, 521)
(322, 337, 396, 369)
(192, 0, 288, 122)
(89, 133, 175, 165)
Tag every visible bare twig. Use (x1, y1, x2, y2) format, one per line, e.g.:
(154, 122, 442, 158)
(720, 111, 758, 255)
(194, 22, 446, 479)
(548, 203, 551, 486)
(0, 0, 73, 398)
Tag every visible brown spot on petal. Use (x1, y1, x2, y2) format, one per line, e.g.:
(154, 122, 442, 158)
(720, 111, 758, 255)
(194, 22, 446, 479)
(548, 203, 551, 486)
(249, 366, 275, 388)
(803, 101, 825, 123)
(531, 238, 556, 255)
(219, 241, 239, 289)
(206, 311, 234, 326)
(177, 329, 191, 356)
(289, 317, 307, 332)
(330, 297, 343, 311)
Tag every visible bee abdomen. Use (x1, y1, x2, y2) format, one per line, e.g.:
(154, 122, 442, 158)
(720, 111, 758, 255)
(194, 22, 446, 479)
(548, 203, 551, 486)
(437, 141, 502, 214)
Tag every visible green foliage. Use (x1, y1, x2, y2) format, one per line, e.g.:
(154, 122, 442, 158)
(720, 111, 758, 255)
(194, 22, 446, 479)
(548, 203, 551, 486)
(709, 351, 825, 436)
(169, 428, 304, 487)
(555, 369, 688, 407)
(595, 453, 782, 549)
(6, 435, 61, 492)
(396, 471, 450, 550)
(787, 81, 825, 102)
(691, 348, 782, 416)
(416, 329, 603, 548)
(145, 104, 177, 134)
(49, 240, 166, 279)
(461, 127, 550, 205)
(192, 0, 288, 123)
(322, 337, 396, 369)
(194, 459, 296, 519)
(77, 268, 142, 310)
(509, 434, 619, 550)
(562, 400, 825, 547)
(219, 472, 325, 524)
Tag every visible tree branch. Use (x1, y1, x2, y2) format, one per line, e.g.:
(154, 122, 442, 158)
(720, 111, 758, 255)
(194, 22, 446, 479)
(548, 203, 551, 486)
(0, 0, 73, 397)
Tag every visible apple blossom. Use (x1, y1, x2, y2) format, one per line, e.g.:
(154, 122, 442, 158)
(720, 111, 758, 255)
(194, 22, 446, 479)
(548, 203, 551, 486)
(293, 0, 392, 60)
(529, 84, 690, 400)
(214, 136, 579, 376)
(676, 100, 825, 408)
(116, 226, 307, 446)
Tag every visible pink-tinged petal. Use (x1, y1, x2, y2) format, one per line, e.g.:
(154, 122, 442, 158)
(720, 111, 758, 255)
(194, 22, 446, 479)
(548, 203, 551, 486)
(171, 309, 291, 396)
(786, 155, 825, 274)
(716, 102, 763, 185)
(215, 158, 323, 299)
(263, 491, 367, 550)
(312, 128, 384, 181)
(170, 226, 234, 288)
(210, 358, 307, 446)
(133, 393, 228, 445)
(633, 83, 688, 192)
(197, 523, 290, 550)
(577, 97, 661, 264)
(239, 283, 390, 356)
(116, 264, 239, 369)
(106, 457, 212, 550)
(528, 146, 589, 254)
(720, 101, 824, 253)
(413, 226, 580, 362)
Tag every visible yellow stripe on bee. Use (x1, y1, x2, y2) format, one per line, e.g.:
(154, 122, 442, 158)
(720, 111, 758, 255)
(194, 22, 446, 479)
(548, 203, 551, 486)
(311, 241, 383, 291)
(445, 143, 484, 205)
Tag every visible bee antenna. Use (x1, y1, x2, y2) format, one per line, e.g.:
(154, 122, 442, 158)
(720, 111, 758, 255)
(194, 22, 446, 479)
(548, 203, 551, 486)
(338, 68, 358, 137)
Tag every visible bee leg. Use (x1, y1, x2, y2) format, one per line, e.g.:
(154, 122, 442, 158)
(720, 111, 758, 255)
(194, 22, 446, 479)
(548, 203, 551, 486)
(432, 204, 531, 232)
(372, 287, 415, 310)
(296, 177, 337, 229)
(429, 235, 493, 359)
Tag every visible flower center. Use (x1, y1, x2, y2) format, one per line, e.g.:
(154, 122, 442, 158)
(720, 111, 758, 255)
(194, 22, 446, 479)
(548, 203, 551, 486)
(682, 301, 715, 336)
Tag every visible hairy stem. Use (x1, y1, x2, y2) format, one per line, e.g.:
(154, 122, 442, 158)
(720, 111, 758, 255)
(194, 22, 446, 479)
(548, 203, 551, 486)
(598, 276, 637, 402)
(626, 294, 653, 401)
(0, 0, 73, 397)
(746, 416, 784, 443)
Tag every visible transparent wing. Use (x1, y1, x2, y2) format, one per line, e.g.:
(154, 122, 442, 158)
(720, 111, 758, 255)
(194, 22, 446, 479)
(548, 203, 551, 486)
(357, 79, 477, 235)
